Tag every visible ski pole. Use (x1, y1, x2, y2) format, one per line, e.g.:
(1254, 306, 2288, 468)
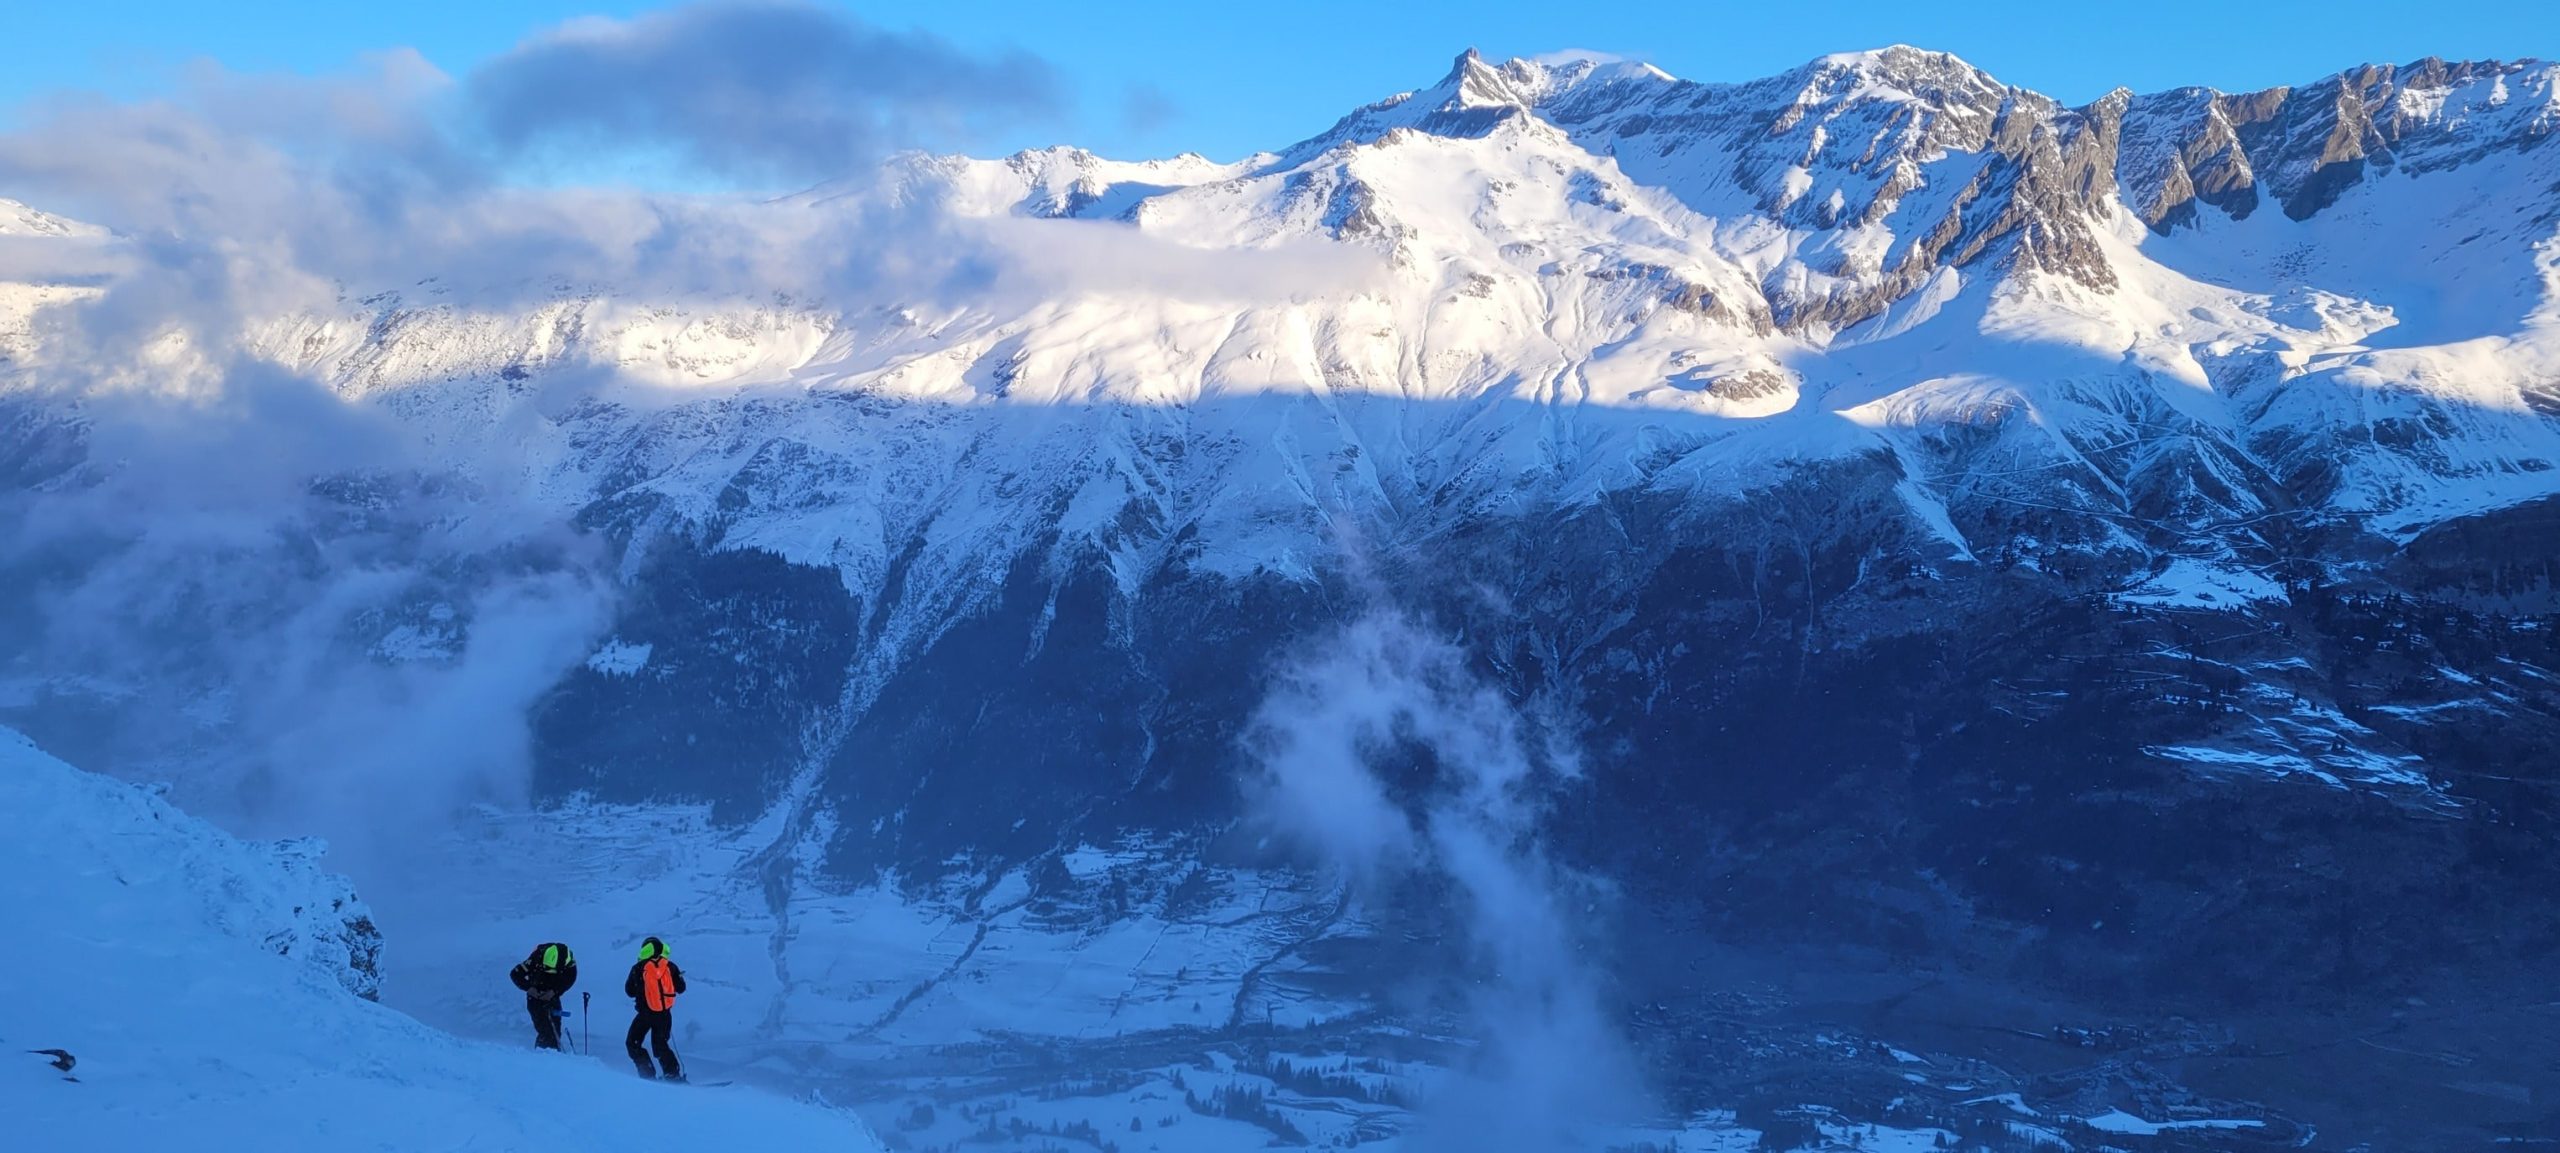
(582, 992, 590, 1056)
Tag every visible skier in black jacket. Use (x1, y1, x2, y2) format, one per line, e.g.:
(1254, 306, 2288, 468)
(508, 942, 579, 1050)
(623, 936, 687, 1080)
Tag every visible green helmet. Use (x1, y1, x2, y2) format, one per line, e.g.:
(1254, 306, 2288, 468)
(535, 942, 573, 970)
(637, 936, 668, 961)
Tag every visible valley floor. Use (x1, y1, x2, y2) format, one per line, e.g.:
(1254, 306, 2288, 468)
(366, 802, 2560, 1152)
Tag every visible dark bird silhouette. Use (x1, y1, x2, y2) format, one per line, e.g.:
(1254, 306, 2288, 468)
(28, 1049, 75, 1073)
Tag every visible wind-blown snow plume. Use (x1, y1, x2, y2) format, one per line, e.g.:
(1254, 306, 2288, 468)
(1246, 611, 1646, 1151)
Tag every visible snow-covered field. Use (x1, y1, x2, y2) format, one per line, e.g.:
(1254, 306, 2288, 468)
(0, 727, 885, 1153)
(372, 802, 1365, 1055)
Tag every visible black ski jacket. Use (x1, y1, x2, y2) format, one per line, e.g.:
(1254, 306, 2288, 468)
(509, 943, 579, 999)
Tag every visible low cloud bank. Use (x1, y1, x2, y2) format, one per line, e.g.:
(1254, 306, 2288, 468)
(0, 2, 1300, 866)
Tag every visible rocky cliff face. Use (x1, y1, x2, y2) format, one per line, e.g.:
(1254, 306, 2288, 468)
(2106, 57, 2559, 231)
(1292, 48, 2558, 331)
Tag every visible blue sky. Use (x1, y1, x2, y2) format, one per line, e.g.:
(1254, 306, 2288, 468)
(5, 0, 2555, 163)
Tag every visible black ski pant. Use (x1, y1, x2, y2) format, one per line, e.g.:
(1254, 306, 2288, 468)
(626, 1008, 680, 1079)
(526, 995, 564, 1050)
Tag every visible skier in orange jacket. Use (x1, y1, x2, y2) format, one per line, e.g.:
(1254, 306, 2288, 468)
(622, 936, 688, 1081)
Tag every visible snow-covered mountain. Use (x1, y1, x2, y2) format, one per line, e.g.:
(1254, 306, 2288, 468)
(6, 46, 2560, 1149)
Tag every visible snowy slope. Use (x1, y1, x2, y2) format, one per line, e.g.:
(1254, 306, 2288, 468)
(0, 196, 99, 238)
(373, 802, 1357, 1055)
(0, 726, 884, 1153)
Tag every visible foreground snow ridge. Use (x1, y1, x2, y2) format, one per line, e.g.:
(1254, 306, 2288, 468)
(0, 727, 883, 1153)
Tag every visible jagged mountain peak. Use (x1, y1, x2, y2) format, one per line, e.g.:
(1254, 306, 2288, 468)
(1442, 47, 1519, 108)
(1331, 44, 2018, 149)
(1789, 44, 2013, 103)
(2107, 53, 2559, 230)
(1263, 44, 2558, 333)
(1436, 47, 1680, 110)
